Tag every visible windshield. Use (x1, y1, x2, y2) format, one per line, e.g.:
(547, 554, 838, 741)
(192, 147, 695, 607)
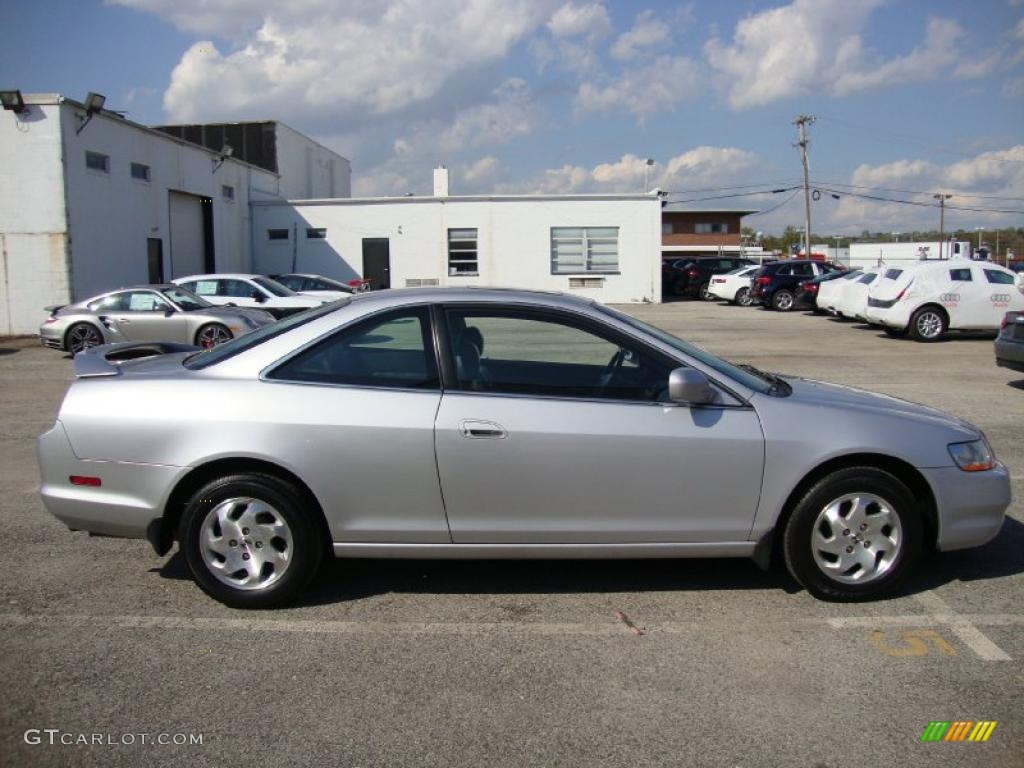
(596, 305, 773, 394)
(184, 300, 348, 369)
(162, 286, 212, 311)
(252, 276, 298, 297)
(312, 276, 353, 291)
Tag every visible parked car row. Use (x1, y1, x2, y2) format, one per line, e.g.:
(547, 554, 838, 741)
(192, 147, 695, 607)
(39, 273, 352, 356)
(702, 257, 1024, 343)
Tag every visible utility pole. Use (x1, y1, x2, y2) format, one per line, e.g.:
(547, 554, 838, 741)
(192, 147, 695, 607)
(933, 193, 952, 259)
(793, 115, 815, 261)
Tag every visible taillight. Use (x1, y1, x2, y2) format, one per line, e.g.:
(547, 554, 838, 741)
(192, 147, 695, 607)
(43, 317, 58, 324)
(804, 283, 818, 293)
(687, 269, 699, 278)
(69, 475, 101, 487)
(756, 276, 771, 285)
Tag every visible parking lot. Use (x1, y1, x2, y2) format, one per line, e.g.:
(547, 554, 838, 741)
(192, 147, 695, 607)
(1, 300, 1021, 768)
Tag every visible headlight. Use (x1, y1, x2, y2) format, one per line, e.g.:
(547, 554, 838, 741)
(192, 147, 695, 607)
(948, 438, 996, 472)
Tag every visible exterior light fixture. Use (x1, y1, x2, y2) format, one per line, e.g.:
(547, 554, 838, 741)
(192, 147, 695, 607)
(0, 89, 26, 113)
(75, 91, 107, 134)
(211, 143, 233, 173)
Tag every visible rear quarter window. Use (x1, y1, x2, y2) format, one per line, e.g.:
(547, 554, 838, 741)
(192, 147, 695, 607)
(949, 268, 972, 281)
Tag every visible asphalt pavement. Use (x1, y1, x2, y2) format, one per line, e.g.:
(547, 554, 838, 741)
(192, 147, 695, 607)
(1, 300, 1021, 768)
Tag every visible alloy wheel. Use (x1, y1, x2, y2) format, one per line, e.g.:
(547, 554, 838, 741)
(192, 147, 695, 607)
(68, 324, 102, 355)
(197, 324, 232, 349)
(915, 311, 943, 339)
(810, 493, 902, 585)
(199, 497, 294, 591)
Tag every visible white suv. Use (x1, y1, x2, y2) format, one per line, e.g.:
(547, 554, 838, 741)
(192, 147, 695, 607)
(173, 274, 328, 319)
(865, 260, 1024, 341)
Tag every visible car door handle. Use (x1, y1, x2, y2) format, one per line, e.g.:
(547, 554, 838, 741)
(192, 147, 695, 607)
(459, 420, 507, 439)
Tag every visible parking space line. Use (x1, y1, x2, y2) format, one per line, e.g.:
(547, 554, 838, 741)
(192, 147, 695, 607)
(911, 592, 1012, 662)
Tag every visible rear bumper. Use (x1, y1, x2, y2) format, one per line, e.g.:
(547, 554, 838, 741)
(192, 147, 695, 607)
(921, 465, 1011, 551)
(37, 421, 184, 539)
(864, 305, 911, 329)
(38, 326, 64, 350)
(995, 338, 1024, 371)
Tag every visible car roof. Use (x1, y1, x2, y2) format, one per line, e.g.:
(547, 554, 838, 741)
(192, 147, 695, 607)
(174, 273, 265, 281)
(338, 286, 595, 312)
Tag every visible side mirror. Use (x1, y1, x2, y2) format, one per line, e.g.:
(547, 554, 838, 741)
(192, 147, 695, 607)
(163, 307, 175, 316)
(668, 367, 715, 405)
(253, 294, 267, 303)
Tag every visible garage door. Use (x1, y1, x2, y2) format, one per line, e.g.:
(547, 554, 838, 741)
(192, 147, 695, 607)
(169, 191, 205, 278)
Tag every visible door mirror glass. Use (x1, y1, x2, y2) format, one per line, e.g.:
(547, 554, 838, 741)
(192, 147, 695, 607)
(253, 293, 267, 303)
(668, 367, 715, 404)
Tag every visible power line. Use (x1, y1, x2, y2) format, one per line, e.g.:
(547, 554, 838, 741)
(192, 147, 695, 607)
(666, 186, 800, 204)
(745, 189, 801, 217)
(663, 180, 800, 195)
(815, 186, 1024, 215)
(813, 180, 1024, 203)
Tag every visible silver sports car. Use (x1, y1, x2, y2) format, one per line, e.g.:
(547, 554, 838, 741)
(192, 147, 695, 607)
(39, 284, 277, 355)
(37, 288, 1010, 608)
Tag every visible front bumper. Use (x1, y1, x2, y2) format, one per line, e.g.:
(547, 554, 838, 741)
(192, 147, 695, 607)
(37, 421, 184, 539)
(921, 464, 1011, 551)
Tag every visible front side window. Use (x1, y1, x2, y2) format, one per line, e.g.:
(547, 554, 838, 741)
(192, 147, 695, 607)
(268, 308, 438, 389)
(950, 268, 973, 282)
(859, 273, 877, 284)
(123, 291, 171, 312)
(253, 276, 297, 297)
(219, 279, 260, 299)
(884, 269, 903, 280)
(162, 287, 211, 311)
(551, 227, 619, 274)
(984, 269, 1014, 284)
(444, 308, 671, 402)
(448, 228, 479, 276)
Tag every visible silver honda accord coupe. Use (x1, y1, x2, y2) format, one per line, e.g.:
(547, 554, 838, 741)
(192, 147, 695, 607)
(37, 288, 1010, 608)
(39, 284, 276, 355)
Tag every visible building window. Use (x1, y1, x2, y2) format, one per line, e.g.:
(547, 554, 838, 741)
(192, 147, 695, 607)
(222, 184, 235, 201)
(551, 227, 619, 274)
(695, 222, 728, 234)
(306, 228, 327, 239)
(85, 151, 109, 174)
(661, 221, 673, 235)
(130, 162, 150, 182)
(267, 229, 289, 241)
(448, 228, 479, 275)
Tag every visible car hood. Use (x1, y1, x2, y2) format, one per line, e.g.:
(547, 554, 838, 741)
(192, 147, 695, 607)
(781, 376, 979, 439)
(193, 306, 273, 323)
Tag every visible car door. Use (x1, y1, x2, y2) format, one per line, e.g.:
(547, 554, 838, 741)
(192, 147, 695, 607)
(103, 290, 189, 342)
(218, 278, 263, 310)
(433, 305, 765, 544)
(263, 306, 450, 542)
(942, 266, 975, 328)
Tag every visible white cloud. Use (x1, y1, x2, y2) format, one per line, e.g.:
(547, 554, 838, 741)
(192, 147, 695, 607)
(462, 156, 503, 187)
(546, 2, 611, 39)
(113, 0, 555, 123)
(829, 146, 1024, 232)
(500, 147, 762, 194)
(705, 0, 969, 109)
(611, 10, 671, 60)
(575, 55, 700, 122)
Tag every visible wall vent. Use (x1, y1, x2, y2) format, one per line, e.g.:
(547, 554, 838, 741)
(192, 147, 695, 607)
(568, 277, 605, 289)
(405, 278, 440, 287)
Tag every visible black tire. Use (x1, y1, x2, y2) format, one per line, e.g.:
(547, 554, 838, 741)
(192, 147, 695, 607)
(698, 282, 713, 301)
(735, 287, 750, 306)
(179, 473, 325, 608)
(782, 467, 922, 602)
(194, 322, 234, 349)
(65, 322, 104, 356)
(908, 305, 947, 342)
(670, 278, 687, 297)
(772, 289, 795, 312)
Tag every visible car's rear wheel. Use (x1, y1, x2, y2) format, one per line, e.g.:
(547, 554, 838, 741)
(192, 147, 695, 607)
(908, 306, 947, 342)
(699, 282, 713, 301)
(66, 322, 103, 356)
(734, 287, 751, 306)
(783, 467, 922, 601)
(195, 322, 233, 349)
(179, 473, 324, 608)
(772, 289, 795, 312)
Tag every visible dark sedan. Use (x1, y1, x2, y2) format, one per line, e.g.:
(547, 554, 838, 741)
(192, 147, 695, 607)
(995, 311, 1024, 373)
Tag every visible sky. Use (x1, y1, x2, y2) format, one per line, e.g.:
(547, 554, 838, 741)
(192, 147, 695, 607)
(2, 0, 1022, 235)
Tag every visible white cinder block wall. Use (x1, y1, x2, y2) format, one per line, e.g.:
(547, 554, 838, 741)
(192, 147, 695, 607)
(252, 195, 663, 304)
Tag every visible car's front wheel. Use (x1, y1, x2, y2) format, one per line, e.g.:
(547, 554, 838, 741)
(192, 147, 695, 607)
(179, 473, 325, 608)
(782, 467, 922, 601)
(195, 322, 233, 349)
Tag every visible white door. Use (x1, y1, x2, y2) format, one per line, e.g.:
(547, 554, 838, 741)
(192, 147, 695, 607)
(168, 192, 205, 278)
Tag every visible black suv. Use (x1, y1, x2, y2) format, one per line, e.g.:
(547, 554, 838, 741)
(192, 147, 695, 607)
(662, 256, 755, 299)
(750, 260, 844, 311)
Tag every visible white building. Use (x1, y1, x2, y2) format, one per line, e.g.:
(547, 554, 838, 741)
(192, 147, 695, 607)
(253, 169, 662, 304)
(848, 240, 972, 270)
(0, 92, 350, 334)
